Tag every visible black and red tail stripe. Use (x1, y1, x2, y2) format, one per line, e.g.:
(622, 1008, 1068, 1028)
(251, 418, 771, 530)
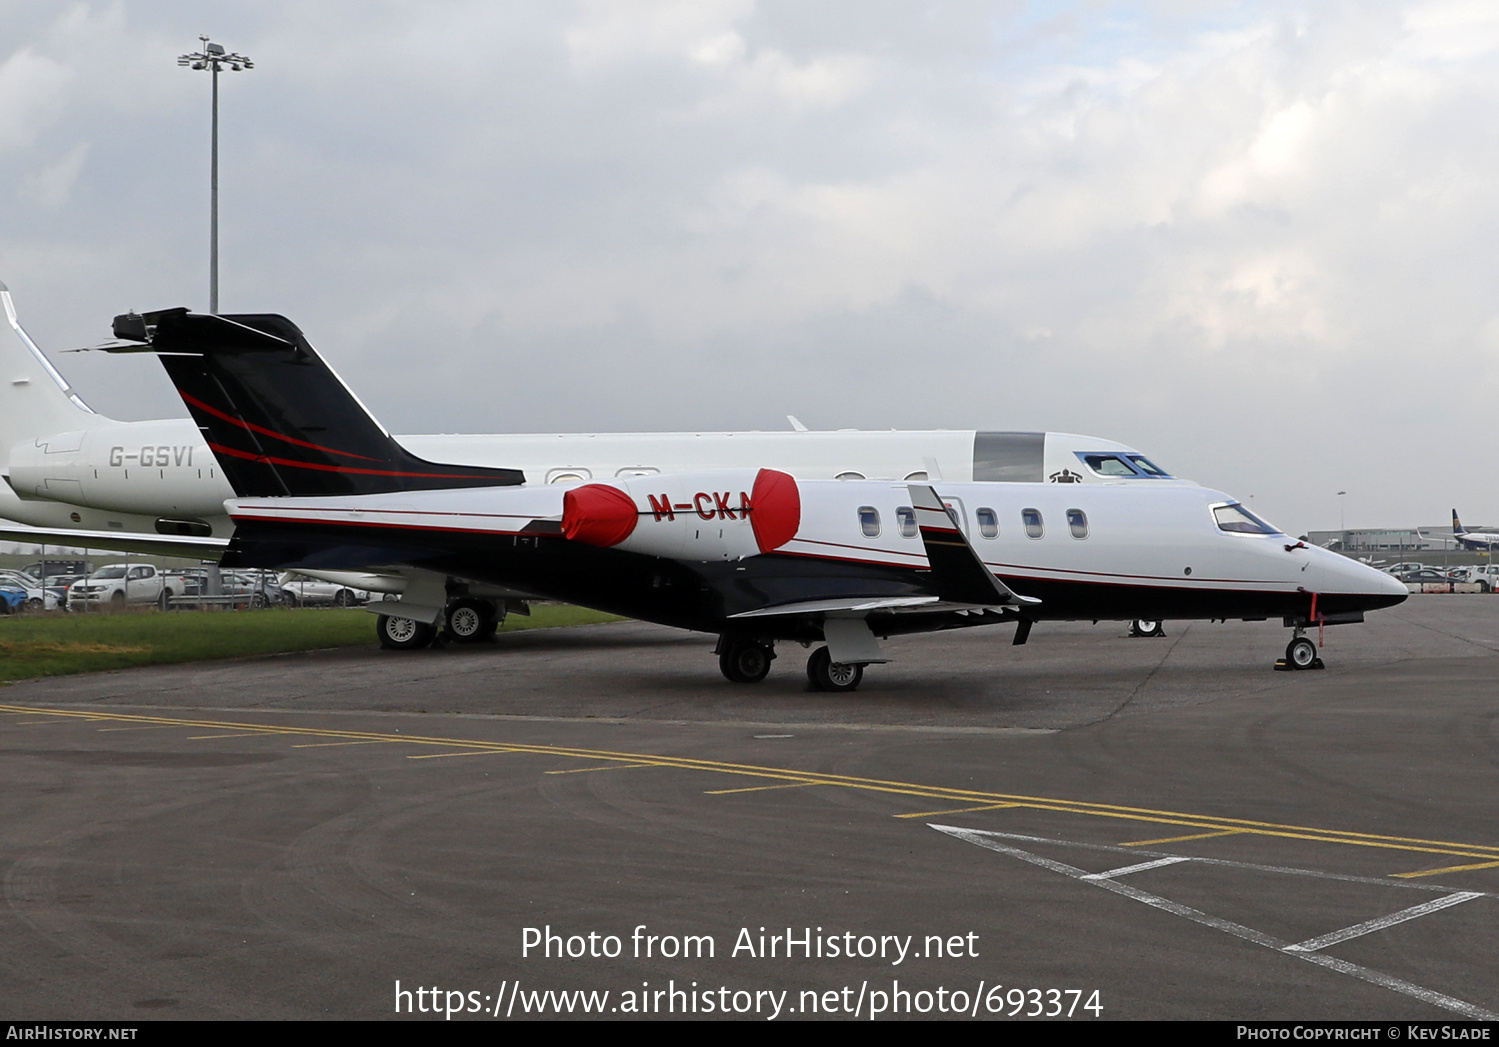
(110, 308, 524, 498)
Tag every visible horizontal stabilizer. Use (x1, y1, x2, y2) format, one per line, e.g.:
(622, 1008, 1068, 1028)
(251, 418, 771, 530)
(908, 485, 1038, 607)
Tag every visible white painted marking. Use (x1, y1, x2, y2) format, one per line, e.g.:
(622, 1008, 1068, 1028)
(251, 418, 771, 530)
(932, 825, 1499, 1020)
(1286, 893, 1484, 953)
(1082, 856, 1191, 881)
(951, 827, 1496, 897)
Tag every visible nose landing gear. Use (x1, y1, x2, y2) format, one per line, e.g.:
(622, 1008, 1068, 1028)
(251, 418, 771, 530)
(1276, 628, 1324, 671)
(1130, 619, 1166, 638)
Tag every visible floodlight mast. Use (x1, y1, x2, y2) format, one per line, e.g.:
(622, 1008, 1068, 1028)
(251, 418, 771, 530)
(177, 35, 253, 315)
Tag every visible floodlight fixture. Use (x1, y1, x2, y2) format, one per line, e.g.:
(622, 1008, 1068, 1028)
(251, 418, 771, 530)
(177, 35, 254, 314)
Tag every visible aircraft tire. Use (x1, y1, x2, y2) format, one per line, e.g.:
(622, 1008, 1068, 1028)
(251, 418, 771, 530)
(1285, 636, 1318, 670)
(377, 614, 436, 650)
(806, 646, 863, 693)
(719, 639, 773, 683)
(444, 599, 492, 644)
(1130, 619, 1164, 637)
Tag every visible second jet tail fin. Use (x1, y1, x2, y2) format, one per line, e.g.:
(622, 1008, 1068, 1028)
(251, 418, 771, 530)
(107, 307, 524, 498)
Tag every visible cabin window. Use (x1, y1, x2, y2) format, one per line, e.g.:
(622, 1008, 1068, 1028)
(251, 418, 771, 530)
(976, 508, 999, 539)
(896, 507, 917, 538)
(615, 467, 659, 477)
(1021, 508, 1044, 539)
(835, 471, 866, 481)
(858, 506, 881, 538)
(1213, 503, 1281, 535)
(1067, 509, 1088, 539)
(547, 469, 591, 484)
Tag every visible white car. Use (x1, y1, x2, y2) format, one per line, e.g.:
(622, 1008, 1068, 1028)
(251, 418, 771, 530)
(1461, 564, 1499, 592)
(68, 563, 170, 610)
(278, 572, 368, 608)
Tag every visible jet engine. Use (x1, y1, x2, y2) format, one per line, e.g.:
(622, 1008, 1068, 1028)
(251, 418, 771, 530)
(561, 468, 800, 562)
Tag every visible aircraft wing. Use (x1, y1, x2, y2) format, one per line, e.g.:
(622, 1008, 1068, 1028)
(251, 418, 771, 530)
(0, 522, 228, 561)
(908, 484, 1039, 607)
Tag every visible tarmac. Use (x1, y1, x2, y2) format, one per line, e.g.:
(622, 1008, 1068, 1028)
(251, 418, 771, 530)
(1, 597, 1496, 1020)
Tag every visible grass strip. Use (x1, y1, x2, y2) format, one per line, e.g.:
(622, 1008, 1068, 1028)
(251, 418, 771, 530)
(0, 605, 622, 683)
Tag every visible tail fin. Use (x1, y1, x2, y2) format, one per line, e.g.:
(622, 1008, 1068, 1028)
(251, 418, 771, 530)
(1453, 509, 1465, 535)
(0, 281, 96, 459)
(106, 307, 524, 497)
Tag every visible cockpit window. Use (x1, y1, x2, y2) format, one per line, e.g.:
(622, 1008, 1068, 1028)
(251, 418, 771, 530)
(1127, 455, 1171, 477)
(1213, 503, 1281, 535)
(1081, 454, 1137, 477)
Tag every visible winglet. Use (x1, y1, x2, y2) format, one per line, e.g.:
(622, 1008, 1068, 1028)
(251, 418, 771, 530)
(908, 485, 1037, 607)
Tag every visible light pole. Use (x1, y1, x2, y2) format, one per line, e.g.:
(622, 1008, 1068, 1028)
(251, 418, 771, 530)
(178, 36, 253, 314)
(1337, 490, 1347, 550)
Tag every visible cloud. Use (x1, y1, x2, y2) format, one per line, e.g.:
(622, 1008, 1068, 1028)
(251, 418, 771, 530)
(19, 141, 90, 208)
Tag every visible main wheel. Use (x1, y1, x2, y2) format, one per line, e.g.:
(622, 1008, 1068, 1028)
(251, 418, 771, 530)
(444, 599, 492, 644)
(806, 646, 863, 693)
(1130, 619, 1164, 637)
(718, 640, 773, 683)
(1285, 636, 1318, 670)
(377, 614, 436, 650)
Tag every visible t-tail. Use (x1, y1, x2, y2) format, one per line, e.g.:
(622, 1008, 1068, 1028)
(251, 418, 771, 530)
(106, 307, 524, 497)
(0, 281, 97, 459)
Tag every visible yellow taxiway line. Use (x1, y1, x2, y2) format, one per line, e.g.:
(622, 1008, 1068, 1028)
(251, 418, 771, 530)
(4, 703, 1498, 870)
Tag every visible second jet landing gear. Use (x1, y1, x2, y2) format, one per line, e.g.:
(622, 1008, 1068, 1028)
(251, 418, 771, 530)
(377, 613, 436, 650)
(1130, 619, 1165, 638)
(443, 598, 501, 644)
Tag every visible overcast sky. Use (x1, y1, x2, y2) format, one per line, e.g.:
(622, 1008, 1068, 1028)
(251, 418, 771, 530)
(3, 1, 1497, 535)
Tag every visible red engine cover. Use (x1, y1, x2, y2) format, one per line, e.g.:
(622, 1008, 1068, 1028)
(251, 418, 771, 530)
(561, 483, 638, 547)
(749, 468, 800, 552)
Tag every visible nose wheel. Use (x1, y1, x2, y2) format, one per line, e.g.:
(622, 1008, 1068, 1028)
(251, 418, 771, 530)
(1129, 619, 1165, 638)
(1276, 632, 1324, 671)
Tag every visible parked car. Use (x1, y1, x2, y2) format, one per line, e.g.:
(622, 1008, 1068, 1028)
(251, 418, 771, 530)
(1381, 562, 1428, 576)
(278, 572, 368, 607)
(0, 582, 28, 615)
(1462, 564, 1499, 592)
(0, 570, 58, 611)
(68, 563, 171, 610)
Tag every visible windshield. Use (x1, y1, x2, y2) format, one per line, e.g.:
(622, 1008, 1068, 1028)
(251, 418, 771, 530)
(1213, 503, 1282, 535)
(1127, 455, 1171, 477)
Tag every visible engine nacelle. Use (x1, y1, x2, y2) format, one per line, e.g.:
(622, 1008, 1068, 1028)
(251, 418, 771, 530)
(561, 468, 800, 562)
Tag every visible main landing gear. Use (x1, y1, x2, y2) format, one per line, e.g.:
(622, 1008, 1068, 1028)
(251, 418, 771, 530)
(806, 646, 863, 693)
(376, 598, 504, 650)
(1129, 619, 1166, 638)
(714, 636, 867, 692)
(718, 637, 775, 683)
(1275, 627, 1324, 671)
(377, 613, 436, 650)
